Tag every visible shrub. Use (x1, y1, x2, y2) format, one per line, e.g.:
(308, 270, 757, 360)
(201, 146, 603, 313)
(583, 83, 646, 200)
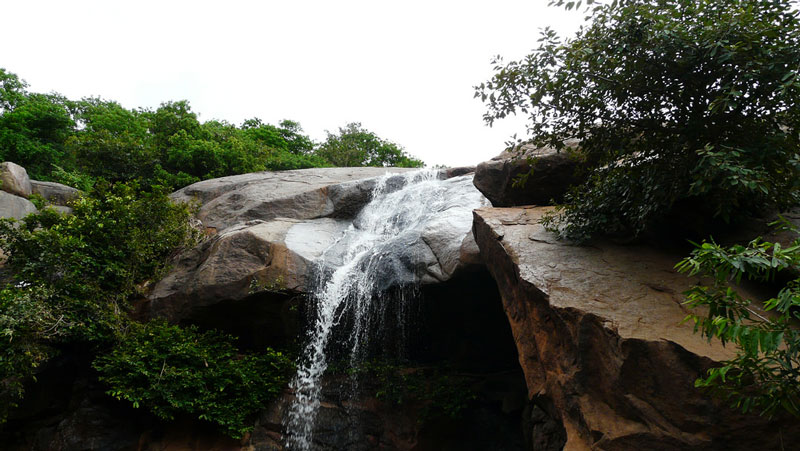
(94, 320, 294, 438)
(676, 222, 800, 417)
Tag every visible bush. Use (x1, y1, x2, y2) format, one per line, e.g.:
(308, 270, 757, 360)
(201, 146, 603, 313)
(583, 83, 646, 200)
(676, 222, 800, 417)
(0, 182, 200, 421)
(94, 320, 294, 438)
(476, 0, 800, 241)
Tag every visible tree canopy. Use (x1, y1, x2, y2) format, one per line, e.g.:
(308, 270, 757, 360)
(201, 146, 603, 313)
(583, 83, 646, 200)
(0, 69, 425, 191)
(316, 122, 424, 168)
(476, 0, 800, 241)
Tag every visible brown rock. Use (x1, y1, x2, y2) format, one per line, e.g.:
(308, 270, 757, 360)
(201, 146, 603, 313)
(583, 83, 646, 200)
(0, 162, 33, 198)
(472, 206, 800, 450)
(473, 144, 581, 207)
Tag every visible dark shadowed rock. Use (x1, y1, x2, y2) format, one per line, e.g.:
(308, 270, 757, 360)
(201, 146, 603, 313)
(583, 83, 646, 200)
(473, 144, 581, 207)
(472, 206, 800, 450)
(30, 180, 79, 206)
(0, 162, 33, 198)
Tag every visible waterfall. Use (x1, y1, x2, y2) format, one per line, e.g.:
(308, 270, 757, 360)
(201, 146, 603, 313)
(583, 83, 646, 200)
(284, 169, 485, 450)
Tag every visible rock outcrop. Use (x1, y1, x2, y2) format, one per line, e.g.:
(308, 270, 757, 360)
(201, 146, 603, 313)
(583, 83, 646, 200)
(170, 167, 420, 231)
(148, 168, 486, 323)
(30, 180, 79, 206)
(0, 162, 33, 198)
(0, 191, 37, 220)
(472, 206, 800, 450)
(473, 144, 581, 207)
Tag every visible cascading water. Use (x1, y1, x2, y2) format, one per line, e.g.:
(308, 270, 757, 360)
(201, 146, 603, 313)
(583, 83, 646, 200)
(284, 169, 487, 450)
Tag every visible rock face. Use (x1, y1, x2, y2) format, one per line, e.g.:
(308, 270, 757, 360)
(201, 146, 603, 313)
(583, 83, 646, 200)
(170, 167, 419, 231)
(473, 144, 581, 207)
(0, 162, 33, 198)
(472, 206, 800, 450)
(30, 180, 79, 206)
(148, 168, 486, 323)
(0, 191, 37, 220)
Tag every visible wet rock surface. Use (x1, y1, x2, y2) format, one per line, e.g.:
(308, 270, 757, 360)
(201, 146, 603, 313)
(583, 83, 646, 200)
(170, 167, 418, 231)
(472, 206, 800, 450)
(147, 170, 487, 324)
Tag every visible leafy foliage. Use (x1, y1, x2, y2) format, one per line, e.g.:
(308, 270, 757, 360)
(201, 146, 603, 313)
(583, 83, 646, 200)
(94, 320, 294, 438)
(317, 122, 424, 168)
(0, 68, 423, 192)
(0, 183, 200, 421)
(476, 0, 800, 241)
(676, 223, 800, 417)
(346, 360, 476, 421)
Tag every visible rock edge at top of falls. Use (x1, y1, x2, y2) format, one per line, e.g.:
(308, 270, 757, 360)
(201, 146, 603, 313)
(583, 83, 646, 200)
(170, 167, 421, 231)
(147, 167, 485, 322)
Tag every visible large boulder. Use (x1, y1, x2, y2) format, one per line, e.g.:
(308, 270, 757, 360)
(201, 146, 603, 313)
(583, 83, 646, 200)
(0, 191, 37, 220)
(472, 206, 800, 450)
(30, 180, 79, 206)
(170, 167, 419, 232)
(473, 144, 581, 207)
(148, 169, 486, 323)
(0, 162, 33, 198)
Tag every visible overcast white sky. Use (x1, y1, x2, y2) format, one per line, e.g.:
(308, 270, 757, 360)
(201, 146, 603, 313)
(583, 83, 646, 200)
(4, 0, 583, 167)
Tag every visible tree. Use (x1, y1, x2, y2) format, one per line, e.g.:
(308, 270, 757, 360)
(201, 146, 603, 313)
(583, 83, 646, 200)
(316, 122, 424, 168)
(0, 92, 75, 179)
(0, 68, 28, 112)
(476, 0, 800, 241)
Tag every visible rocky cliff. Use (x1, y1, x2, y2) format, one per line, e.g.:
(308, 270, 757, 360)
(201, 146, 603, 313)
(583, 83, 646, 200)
(4, 160, 799, 451)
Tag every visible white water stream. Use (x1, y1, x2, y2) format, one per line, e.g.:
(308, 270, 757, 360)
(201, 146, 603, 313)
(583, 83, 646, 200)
(284, 170, 486, 450)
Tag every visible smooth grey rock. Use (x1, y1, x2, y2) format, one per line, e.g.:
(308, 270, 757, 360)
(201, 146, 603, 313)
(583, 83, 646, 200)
(150, 169, 489, 322)
(148, 219, 312, 321)
(31, 180, 79, 205)
(473, 143, 581, 207)
(171, 167, 418, 231)
(0, 191, 37, 220)
(0, 162, 32, 198)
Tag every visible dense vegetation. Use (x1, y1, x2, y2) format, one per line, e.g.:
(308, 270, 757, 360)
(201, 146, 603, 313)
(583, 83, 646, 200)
(477, 0, 800, 242)
(0, 68, 425, 436)
(0, 183, 294, 435)
(0, 68, 423, 192)
(478, 0, 800, 418)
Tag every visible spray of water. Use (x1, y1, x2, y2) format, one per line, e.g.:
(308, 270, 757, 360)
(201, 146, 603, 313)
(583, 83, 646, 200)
(284, 170, 484, 450)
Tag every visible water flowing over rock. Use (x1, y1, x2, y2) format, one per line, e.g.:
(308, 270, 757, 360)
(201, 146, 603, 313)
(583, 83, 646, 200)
(285, 170, 489, 450)
(148, 168, 485, 325)
(472, 206, 800, 450)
